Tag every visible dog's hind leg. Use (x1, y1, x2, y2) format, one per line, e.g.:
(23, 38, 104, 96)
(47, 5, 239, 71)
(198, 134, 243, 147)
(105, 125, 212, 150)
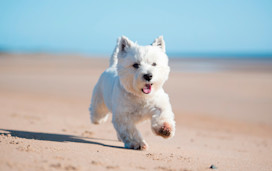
(89, 85, 110, 124)
(112, 115, 148, 150)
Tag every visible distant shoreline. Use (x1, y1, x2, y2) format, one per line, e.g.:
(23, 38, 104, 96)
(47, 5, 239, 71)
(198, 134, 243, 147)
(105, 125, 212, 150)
(1, 51, 272, 59)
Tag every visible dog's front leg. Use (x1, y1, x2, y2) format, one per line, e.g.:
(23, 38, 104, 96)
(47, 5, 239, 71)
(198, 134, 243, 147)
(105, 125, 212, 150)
(112, 115, 148, 150)
(151, 105, 176, 139)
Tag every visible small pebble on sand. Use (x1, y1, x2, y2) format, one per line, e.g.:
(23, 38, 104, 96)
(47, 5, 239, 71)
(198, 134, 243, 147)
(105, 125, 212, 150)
(210, 164, 217, 169)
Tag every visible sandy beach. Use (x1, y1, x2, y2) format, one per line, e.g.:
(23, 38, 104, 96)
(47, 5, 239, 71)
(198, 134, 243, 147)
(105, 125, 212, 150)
(0, 53, 272, 171)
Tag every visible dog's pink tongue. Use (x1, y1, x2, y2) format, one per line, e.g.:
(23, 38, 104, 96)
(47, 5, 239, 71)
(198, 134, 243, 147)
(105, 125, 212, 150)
(143, 84, 152, 94)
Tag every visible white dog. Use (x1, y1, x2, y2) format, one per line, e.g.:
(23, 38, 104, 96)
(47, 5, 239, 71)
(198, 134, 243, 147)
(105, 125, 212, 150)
(89, 36, 175, 150)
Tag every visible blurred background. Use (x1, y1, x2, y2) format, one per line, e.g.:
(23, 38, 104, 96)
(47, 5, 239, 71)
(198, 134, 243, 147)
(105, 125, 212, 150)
(0, 0, 272, 57)
(0, 1, 272, 170)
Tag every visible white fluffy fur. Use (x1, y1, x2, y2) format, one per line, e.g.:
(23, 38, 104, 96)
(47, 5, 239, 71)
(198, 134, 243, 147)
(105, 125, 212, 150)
(89, 36, 175, 150)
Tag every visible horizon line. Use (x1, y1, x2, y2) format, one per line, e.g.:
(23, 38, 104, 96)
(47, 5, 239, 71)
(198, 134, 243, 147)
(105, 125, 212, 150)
(1, 49, 272, 58)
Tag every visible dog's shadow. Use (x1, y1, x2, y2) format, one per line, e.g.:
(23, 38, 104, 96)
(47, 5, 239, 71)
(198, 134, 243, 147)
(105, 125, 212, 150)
(0, 129, 125, 150)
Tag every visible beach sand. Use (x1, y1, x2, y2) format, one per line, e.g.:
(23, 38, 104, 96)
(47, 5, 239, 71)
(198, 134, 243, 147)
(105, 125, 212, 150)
(0, 53, 272, 171)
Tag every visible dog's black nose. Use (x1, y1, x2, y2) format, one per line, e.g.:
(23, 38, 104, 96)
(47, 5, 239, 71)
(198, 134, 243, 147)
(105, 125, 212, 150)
(143, 73, 153, 81)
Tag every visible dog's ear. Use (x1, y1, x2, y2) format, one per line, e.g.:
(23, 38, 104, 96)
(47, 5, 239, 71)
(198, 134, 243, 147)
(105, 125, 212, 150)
(152, 36, 165, 52)
(119, 36, 134, 53)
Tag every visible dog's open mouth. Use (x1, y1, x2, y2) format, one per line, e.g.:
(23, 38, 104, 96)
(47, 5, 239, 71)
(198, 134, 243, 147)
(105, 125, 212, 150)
(142, 83, 153, 94)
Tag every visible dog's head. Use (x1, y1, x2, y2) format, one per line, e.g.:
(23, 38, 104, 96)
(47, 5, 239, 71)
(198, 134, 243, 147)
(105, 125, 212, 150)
(116, 36, 170, 97)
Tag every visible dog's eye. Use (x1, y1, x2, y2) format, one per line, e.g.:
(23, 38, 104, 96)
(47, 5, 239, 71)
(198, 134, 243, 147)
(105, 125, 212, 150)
(132, 63, 140, 69)
(152, 62, 157, 66)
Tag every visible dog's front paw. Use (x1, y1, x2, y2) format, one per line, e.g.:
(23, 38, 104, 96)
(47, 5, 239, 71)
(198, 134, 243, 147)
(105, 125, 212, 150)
(153, 122, 174, 138)
(125, 140, 148, 151)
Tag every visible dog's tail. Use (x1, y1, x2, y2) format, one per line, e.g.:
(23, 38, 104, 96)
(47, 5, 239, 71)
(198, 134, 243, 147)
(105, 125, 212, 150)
(109, 37, 121, 67)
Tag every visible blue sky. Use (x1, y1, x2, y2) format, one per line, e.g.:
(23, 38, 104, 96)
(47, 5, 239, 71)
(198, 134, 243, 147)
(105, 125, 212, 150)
(0, 0, 272, 56)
